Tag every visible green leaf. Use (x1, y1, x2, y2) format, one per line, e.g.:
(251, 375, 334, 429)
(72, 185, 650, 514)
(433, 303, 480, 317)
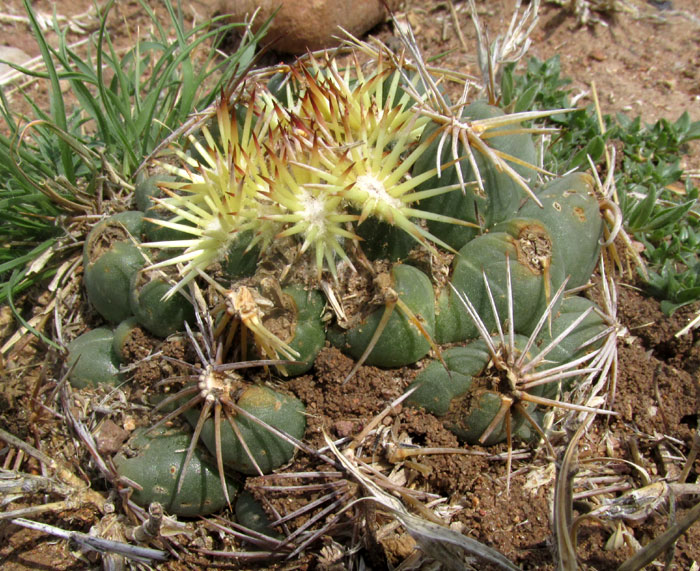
(625, 186, 657, 231)
(513, 84, 538, 113)
(500, 65, 514, 107)
(643, 200, 696, 232)
(569, 135, 605, 169)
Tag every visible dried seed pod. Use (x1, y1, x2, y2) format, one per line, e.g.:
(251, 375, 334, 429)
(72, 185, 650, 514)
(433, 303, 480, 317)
(114, 426, 239, 517)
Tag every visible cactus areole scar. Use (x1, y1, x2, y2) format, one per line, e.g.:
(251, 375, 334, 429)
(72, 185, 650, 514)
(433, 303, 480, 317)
(516, 225, 552, 275)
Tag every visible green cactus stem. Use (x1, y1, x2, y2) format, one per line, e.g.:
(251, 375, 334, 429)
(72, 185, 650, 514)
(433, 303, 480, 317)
(220, 230, 260, 281)
(406, 335, 535, 445)
(186, 385, 306, 476)
(412, 100, 539, 250)
(66, 327, 123, 388)
(409, 260, 615, 446)
(114, 426, 239, 517)
(129, 268, 195, 338)
(134, 174, 175, 213)
(83, 212, 146, 323)
(328, 264, 436, 368)
(436, 220, 565, 344)
(276, 286, 326, 376)
(405, 344, 490, 416)
(112, 317, 141, 362)
(235, 490, 283, 539)
(516, 172, 603, 288)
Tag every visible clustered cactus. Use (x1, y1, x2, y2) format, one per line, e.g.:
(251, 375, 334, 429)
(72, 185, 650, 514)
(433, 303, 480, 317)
(67, 46, 617, 518)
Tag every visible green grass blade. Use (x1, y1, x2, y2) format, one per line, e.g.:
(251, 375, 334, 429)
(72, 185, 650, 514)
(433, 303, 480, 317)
(22, 0, 75, 182)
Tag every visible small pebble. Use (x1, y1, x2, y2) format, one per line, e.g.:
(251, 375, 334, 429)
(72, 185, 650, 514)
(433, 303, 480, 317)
(95, 419, 129, 456)
(334, 420, 354, 438)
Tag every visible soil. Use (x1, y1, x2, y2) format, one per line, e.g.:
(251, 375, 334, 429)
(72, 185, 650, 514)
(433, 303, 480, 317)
(1, 1, 700, 570)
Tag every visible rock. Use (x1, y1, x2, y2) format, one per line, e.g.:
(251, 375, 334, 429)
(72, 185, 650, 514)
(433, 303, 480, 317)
(95, 419, 130, 456)
(217, 0, 397, 54)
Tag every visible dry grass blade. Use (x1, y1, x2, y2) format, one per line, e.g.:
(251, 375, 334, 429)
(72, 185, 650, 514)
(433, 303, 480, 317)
(0, 425, 105, 513)
(617, 500, 700, 571)
(469, 0, 540, 102)
(202, 515, 288, 555)
(554, 414, 596, 571)
(10, 518, 168, 563)
(323, 432, 520, 570)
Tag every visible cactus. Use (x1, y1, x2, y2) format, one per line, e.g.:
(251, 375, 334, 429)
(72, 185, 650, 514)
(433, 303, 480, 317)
(279, 285, 326, 376)
(112, 317, 141, 362)
(185, 384, 306, 475)
(435, 220, 566, 344)
(129, 268, 195, 338)
(147, 323, 306, 500)
(406, 265, 616, 446)
(69, 45, 620, 532)
(532, 295, 610, 397)
(235, 490, 283, 539)
(515, 172, 604, 288)
(121, 49, 615, 389)
(83, 212, 146, 323)
(407, 334, 538, 445)
(114, 426, 239, 516)
(328, 264, 436, 368)
(66, 327, 123, 388)
(404, 344, 490, 417)
(413, 100, 539, 250)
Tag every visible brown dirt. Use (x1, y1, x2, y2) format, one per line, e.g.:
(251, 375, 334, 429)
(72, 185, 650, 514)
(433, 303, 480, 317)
(1, 1, 699, 570)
